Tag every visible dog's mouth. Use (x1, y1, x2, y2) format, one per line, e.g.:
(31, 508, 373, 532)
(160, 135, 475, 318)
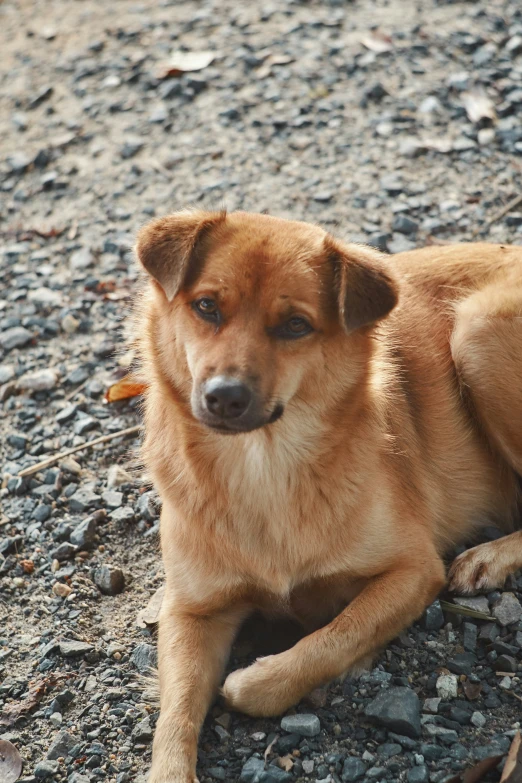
(196, 403, 285, 435)
(267, 403, 284, 424)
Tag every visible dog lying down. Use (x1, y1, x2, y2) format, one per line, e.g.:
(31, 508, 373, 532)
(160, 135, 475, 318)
(132, 209, 522, 783)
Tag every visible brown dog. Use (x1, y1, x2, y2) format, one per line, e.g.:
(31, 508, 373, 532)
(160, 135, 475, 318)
(133, 210, 522, 783)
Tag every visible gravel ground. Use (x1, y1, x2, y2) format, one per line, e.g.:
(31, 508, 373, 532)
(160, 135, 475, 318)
(1, 0, 522, 782)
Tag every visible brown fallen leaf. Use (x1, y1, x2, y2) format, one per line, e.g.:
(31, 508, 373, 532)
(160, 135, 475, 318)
(0, 677, 57, 726)
(462, 679, 482, 701)
(158, 50, 215, 79)
(20, 559, 34, 574)
(136, 586, 164, 628)
(33, 225, 65, 239)
(0, 739, 23, 783)
(445, 754, 503, 783)
(464, 755, 503, 783)
(264, 734, 279, 762)
(278, 755, 294, 772)
(462, 92, 496, 125)
(361, 31, 393, 53)
(94, 280, 116, 294)
(105, 375, 148, 403)
(501, 732, 522, 782)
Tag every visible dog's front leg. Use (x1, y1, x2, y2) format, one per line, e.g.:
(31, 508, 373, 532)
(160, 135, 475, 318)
(150, 599, 246, 783)
(223, 545, 445, 717)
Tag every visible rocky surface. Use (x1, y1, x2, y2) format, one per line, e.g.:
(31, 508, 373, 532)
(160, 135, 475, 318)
(1, 0, 522, 782)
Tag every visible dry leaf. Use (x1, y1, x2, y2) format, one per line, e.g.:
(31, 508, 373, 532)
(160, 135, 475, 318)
(0, 740, 23, 783)
(462, 679, 482, 700)
(104, 289, 132, 301)
(136, 586, 164, 627)
(445, 753, 503, 783)
(20, 559, 34, 574)
(67, 221, 78, 241)
(361, 31, 393, 53)
(256, 54, 294, 79)
(33, 226, 64, 239)
(464, 754, 503, 783)
(158, 50, 215, 79)
(94, 280, 116, 294)
(501, 732, 522, 782)
(105, 375, 148, 403)
(0, 677, 56, 726)
(268, 55, 293, 66)
(264, 734, 278, 762)
(462, 92, 496, 125)
(278, 755, 294, 772)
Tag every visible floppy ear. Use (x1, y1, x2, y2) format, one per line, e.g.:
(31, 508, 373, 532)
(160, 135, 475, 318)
(135, 209, 226, 301)
(325, 235, 398, 332)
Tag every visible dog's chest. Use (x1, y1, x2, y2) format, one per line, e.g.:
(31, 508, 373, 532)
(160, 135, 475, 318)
(224, 436, 296, 530)
(165, 421, 397, 607)
(208, 429, 381, 594)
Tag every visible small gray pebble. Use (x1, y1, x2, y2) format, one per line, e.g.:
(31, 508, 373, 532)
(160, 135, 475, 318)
(94, 564, 125, 595)
(280, 713, 321, 737)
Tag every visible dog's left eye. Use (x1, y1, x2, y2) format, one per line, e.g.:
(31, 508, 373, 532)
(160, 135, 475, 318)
(193, 297, 220, 322)
(277, 316, 313, 339)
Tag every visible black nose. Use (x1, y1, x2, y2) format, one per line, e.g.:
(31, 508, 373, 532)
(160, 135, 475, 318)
(204, 377, 252, 420)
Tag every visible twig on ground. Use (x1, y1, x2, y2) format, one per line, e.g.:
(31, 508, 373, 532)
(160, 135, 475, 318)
(64, 378, 90, 401)
(17, 425, 142, 478)
(472, 193, 522, 238)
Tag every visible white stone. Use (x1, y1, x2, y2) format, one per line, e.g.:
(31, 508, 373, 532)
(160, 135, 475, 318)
(436, 674, 458, 700)
(28, 286, 61, 306)
(423, 697, 441, 714)
(84, 675, 97, 692)
(61, 313, 80, 333)
(107, 464, 133, 488)
(478, 128, 495, 145)
(70, 247, 94, 270)
(454, 596, 490, 614)
(492, 593, 522, 627)
(419, 96, 442, 114)
(471, 711, 486, 728)
(0, 364, 15, 384)
(17, 367, 59, 392)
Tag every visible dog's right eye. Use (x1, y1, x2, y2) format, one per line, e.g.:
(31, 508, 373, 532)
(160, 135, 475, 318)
(192, 297, 220, 322)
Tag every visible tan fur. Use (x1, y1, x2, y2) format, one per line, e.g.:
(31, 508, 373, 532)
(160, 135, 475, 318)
(132, 211, 522, 783)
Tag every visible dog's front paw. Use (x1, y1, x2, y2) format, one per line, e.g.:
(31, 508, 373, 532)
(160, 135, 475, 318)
(448, 544, 506, 594)
(149, 770, 199, 783)
(222, 655, 297, 717)
(148, 757, 199, 783)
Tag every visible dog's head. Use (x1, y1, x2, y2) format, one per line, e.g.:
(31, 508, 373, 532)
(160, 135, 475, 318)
(136, 210, 397, 434)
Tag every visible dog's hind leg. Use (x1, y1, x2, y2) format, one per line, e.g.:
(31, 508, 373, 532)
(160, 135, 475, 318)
(448, 279, 522, 594)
